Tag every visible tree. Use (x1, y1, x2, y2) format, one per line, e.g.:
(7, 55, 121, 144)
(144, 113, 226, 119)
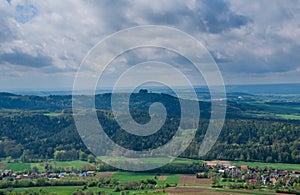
(87, 154, 95, 163)
(79, 151, 87, 161)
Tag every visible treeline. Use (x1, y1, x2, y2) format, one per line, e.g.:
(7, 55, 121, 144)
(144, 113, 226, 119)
(0, 114, 91, 161)
(0, 177, 162, 195)
(0, 111, 299, 164)
(0, 178, 85, 189)
(195, 119, 300, 163)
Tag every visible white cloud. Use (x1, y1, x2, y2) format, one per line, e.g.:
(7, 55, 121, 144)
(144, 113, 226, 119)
(0, 0, 300, 89)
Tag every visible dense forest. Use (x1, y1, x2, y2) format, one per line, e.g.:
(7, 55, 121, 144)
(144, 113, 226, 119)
(0, 91, 299, 163)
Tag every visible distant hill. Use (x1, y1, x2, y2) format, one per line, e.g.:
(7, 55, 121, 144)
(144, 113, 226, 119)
(0, 91, 299, 163)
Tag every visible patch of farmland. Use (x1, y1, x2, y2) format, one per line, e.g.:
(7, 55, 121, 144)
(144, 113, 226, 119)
(178, 174, 211, 185)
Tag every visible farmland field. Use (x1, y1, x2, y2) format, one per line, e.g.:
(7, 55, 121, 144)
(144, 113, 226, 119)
(2, 162, 31, 172)
(111, 172, 180, 186)
(95, 171, 115, 178)
(48, 160, 92, 169)
(1, 160, 94, 172)
(247, 112, 300, 120)
(172, 158, 202, 164)
(163, 174, 181, 185)
(111, 172, 157, 183)
(97, 156, 202, 165)
(244, 101, 300, 120)
(158, 175, 167, 180)
(178, 174, 211, 186)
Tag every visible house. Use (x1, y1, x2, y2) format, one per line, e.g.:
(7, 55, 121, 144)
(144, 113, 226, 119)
(248, 179, 257, 184)
(270, 178, 277, 185)
(292, 170, 300, 174)
(48, 173, 58, 179)
(16, 174, 33, 180)
(196, 172, 206, 178)
(59, 172, 67, 178)
(16, 175, 22, 180)
(40, 173, 47, 178)
(3, 169, 12, 176)
(87, 171, 95, 176)
(240, 165, 248, 171)
(79, 172, 88, 177)
(228, 166, 236, 169)
(292, 170, 300, 177)
(206, 161, 218, 167)
(29, 173, 37, 179)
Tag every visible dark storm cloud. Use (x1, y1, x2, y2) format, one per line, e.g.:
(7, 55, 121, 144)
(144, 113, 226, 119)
(145, 0, 251, 33)
(91, 0, 250, 34)
(129, 0, 249, 33)
(219, 45, 300, 74)
(0, 51, 53, 68)
(198, 0, 250, 33)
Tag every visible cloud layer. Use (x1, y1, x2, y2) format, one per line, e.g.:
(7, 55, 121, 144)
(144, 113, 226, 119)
(0, 0, 300, 89)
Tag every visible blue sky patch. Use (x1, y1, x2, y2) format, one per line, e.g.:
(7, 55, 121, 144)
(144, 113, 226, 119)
(14, 4, 38, 23)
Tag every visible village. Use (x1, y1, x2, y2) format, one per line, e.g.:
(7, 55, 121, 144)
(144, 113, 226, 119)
(1, 160, 300, 194)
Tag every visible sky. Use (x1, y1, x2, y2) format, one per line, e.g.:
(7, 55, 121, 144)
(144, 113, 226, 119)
(0, 0, 300, 90)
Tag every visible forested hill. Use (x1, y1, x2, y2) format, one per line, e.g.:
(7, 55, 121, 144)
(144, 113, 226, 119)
(0, 91, 237, 119)
(0, 91, 267, 119)
(0, 91, 299, 164)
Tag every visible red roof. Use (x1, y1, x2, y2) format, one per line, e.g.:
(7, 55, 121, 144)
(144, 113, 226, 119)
(248, 179, 257, 184)
(241, 165, 248, 170)
(270, 178, 277, 184)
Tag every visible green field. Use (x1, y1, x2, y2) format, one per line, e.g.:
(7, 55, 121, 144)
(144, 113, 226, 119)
(172, 158, 202, 164)
(248, 112, 300, 120)
(111, 172, 180, 186)
(98, 156, 201, 165)
(112, 172, 157, 183)
(274, 113, 300, 120)
(251, 102, 300, 113)
(1, 160, 93, 172)
(245, 102, 300, 120)
(233, 161, 300, 170)
(163, 174, 180, 184)
(1, 157, 201, 173)
(3, 162, 31, 172)
(48, 160, 92, 169)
